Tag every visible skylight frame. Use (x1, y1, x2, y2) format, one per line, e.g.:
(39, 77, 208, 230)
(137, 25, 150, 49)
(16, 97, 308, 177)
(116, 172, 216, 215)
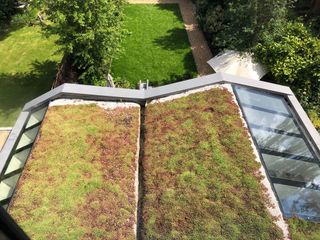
(232, 84, 320, 222)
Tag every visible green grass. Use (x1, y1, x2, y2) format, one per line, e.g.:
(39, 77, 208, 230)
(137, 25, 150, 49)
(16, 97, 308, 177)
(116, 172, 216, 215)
(9, 104, 140, 240)
(0, 26, 61, 127)
(142, 88, 283, 239)
(111, 4, 197, 88)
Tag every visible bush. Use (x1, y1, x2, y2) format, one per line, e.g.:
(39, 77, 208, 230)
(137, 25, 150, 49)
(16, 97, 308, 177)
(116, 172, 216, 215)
(254, 20, 320, 117)
(308, 110, 320, 132)
(42, 0, 127, 86)
(11, 8, 38, 28)
(0, 0, 16, 25)
(194, 0, 290, 51)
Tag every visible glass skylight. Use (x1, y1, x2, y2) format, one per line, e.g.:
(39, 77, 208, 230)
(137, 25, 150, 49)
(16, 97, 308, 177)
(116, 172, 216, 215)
(234, 85, 320, 221)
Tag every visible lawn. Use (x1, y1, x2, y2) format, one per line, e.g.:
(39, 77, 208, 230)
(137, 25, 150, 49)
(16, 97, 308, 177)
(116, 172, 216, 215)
(0, 26, 61, 127)
(111, 4, 197, 88)
(142, 87, 283, 239)
(9, 104, 140, 239)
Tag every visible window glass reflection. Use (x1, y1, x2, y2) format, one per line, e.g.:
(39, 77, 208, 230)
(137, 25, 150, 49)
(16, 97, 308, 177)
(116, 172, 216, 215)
(252, 129, 313, 158)
(275, 184, 320, 220)
(263, 154, 320, 183)
(234, 85, 320, 221)
(243, 107, 299, 134)
(235, 87, 289, 115)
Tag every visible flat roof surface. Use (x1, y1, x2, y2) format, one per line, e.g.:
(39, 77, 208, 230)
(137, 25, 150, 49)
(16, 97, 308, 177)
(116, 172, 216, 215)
(9, 103, 140, 239)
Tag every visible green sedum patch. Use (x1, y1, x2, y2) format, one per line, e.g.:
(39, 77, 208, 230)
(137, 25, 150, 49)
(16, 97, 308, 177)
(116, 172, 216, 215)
(142, 87, 283, 239)
(288, 218, 320, 240)
(9, 104, 140, 240)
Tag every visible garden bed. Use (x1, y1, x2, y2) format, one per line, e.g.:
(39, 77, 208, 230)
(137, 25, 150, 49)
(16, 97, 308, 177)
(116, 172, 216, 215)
(9, 102, 140, 239)
(141, 87, 283, 239)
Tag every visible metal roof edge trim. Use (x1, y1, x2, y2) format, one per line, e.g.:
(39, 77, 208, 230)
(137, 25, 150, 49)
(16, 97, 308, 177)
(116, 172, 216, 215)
(0, 111, 30, 174)
(3, 72, 319, 167)
(22, 73, 294, 112)
(144, 73, 222, 99)
(220, 73, 293, 95)
(23, 84, 65, 111)
(287, 94, 320, 156)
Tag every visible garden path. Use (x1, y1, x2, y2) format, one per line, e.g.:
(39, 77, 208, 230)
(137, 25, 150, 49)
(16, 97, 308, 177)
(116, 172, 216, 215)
(128, 0, 214, 76)
(0, 129, 10, 151)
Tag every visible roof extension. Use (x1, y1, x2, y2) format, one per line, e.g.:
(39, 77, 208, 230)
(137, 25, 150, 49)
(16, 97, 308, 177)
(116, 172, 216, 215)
(0, 72, 320, 239)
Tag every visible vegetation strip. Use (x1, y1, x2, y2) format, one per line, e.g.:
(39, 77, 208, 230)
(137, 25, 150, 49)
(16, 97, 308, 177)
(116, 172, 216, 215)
(142, 87, 283, 239)
(9, 104, 140, 239)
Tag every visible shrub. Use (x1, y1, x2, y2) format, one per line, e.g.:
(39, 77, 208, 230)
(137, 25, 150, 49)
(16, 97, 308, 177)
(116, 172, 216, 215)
(254, 20, 320, 117)
(41, 0, 127, 86)
(11, 8, 38, 28)
(0, 0, 16, 26)
(194, 0, 290, 51)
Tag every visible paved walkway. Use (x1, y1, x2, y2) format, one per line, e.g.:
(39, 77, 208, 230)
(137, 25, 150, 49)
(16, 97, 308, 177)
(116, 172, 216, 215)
(0, 129, 10, 151)
(128, 0, 214, 76)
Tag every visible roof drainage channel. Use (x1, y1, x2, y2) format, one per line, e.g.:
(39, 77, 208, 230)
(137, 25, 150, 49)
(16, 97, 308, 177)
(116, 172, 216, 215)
(233, 85, 320, 222)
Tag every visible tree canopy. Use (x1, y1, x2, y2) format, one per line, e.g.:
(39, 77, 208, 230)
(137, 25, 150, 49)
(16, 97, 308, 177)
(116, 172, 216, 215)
(254, 20, 320, 116)
(42, 0, 126, 85)
(0, 0, 16, 26)
(195, 0, 291, 51)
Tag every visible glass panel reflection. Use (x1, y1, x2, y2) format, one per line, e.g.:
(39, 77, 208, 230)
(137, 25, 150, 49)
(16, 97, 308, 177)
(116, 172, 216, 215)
(263, 154, 320, 183)
(235, 87, 290, 115)
(275, 184, 320, 220)
(234, 85, 320, 221)
(243, 107, 299, 134)
(252, 129, 313, 158)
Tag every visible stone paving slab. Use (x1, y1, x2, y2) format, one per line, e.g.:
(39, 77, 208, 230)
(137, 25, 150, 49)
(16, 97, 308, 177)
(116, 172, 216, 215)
(128, 0, 214, 76)
(0, 130, 10, 151)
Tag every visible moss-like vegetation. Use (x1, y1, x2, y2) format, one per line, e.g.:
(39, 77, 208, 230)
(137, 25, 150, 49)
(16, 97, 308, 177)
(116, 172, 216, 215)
(142, 87, 283, 239)
(9, 104, 140, 240)
(288, 218, 320, 240)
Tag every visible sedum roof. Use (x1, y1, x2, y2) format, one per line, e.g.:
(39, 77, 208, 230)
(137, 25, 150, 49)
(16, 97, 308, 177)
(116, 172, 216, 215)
(0, 73, 320, 239)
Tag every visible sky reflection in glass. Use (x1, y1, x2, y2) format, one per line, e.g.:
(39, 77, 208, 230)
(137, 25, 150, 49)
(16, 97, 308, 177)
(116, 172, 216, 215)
(234, 85, 320, 221)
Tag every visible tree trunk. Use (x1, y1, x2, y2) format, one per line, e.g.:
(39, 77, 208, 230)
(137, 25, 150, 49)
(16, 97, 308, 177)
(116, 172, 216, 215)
(52, 55, 78, 88)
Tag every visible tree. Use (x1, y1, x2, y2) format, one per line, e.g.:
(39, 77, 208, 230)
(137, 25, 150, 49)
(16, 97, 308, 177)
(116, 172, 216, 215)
(254, 20, 320, 123)
(195, 0, 291, 51)
(0, 0, 16, 26)
(42, 0, 126, 85)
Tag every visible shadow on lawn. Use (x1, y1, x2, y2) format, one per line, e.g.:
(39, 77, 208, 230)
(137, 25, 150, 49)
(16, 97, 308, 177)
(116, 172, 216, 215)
(154, 4, 182, 21)
(153, 28, 190, 51)
(0, 23, 26, 42)
(0, 60, 58, 126)
(152, 27, 197, 86)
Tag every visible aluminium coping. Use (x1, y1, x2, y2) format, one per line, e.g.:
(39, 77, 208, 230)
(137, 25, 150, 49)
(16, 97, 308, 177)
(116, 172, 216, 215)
(0, 72, 319, 176)
(23, 73, 292, 112)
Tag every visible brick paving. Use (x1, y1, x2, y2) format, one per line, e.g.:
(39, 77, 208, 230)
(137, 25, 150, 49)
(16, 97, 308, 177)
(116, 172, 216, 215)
(128, 0, 214, 76)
